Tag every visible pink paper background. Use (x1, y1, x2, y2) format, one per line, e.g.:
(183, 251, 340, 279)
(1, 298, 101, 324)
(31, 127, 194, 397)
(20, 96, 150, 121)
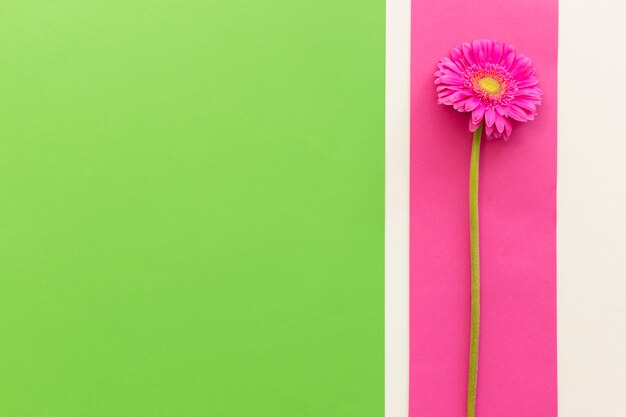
(410, 1, 558, 416)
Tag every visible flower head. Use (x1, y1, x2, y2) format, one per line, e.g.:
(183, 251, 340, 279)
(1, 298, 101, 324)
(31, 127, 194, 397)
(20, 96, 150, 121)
(435, 39, 541, 140)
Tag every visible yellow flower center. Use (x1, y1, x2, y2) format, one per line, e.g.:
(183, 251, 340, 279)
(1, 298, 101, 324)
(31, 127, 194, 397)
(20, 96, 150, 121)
(476, 76, 501, 95)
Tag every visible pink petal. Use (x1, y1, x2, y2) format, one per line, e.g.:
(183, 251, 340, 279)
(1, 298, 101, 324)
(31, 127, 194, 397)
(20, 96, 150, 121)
(517, 77, 539, 88)
(501, 44, 515, 69)
(464, 97, 481, 111)
(513, 98, 537, 114)
(437, 89, 456, 98)
(450, 47, 466, 68)
(462, 43, 475, 65)
(473, 40, 485, 65)
(485, 107, 496, 127)
(448, 91, 470, 102)
(495, 106, 507, 116)
(451, 94, 472, 109)
(492, 42, 503, 65)
(469, 118, 481, 132)
(506, 104, 527, 122)
(439, 58, 464, 75)
(471, 105, 485, 124)
(516, 89, 542, 101)
(485, 123, 494, 137)
(483, 40, 492, 60)
(436, 74, 464, 85)
(504, 118, 513, 136)
(436, 85, 459, 93)
(510, 54, 530, 70)
(495, 114, 505, 133)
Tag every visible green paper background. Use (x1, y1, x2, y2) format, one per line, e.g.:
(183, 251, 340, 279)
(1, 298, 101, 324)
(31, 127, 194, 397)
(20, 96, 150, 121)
(0, 1, 384, 416)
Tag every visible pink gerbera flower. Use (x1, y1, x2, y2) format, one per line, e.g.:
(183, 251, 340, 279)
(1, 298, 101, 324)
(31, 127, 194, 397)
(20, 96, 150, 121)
(435, 39, 541, 140)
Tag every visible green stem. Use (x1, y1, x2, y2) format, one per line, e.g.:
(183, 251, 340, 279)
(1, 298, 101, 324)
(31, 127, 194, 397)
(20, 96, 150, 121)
(467, 123, 482, 417)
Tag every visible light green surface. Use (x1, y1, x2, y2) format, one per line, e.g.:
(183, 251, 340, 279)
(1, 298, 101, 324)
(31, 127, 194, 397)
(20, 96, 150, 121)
(0, 1, 384, 416)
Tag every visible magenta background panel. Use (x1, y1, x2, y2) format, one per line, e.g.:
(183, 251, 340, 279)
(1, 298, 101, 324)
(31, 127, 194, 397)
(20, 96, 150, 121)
(410, 1, 558, 416)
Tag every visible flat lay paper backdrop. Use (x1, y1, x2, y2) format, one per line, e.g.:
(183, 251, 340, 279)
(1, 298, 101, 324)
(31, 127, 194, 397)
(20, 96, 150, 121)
(0, 1, 384, 416)
(410, 0, 557, 416)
